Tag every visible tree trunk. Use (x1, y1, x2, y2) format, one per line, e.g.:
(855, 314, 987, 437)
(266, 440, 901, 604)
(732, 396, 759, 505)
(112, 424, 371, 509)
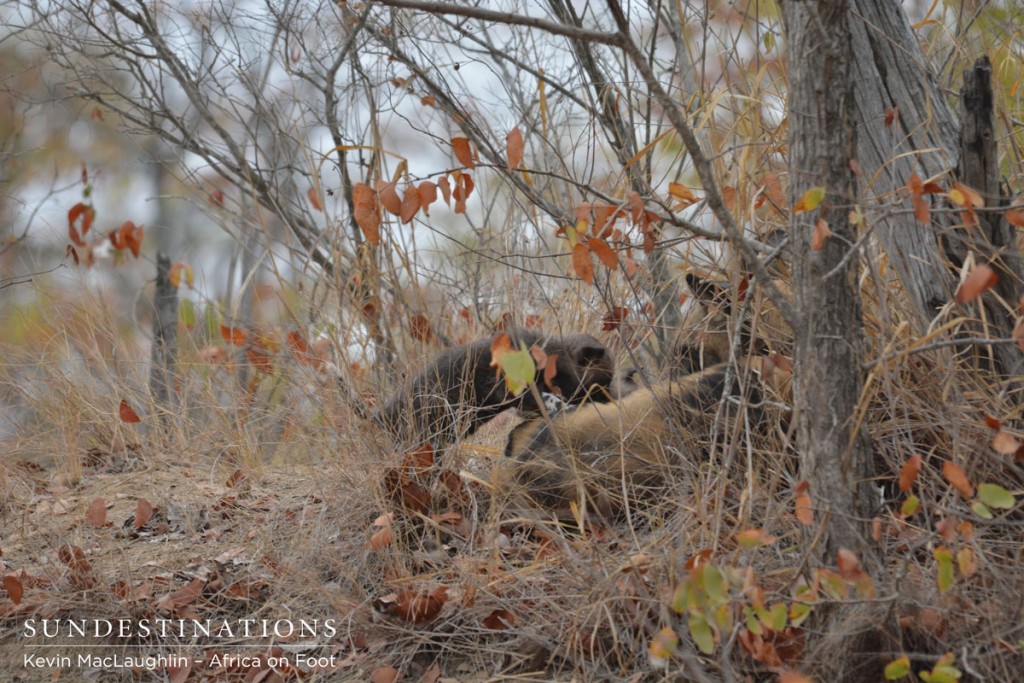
(949, 57, 1024, 379)
(783, 1, 880, 676)
(847, 0, 960, 325)
(784, 0, 876, 563)
(149, 252, 178, 414)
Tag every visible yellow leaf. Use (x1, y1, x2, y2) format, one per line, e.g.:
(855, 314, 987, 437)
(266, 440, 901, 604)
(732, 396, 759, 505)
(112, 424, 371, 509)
(793, 186, 826, 213)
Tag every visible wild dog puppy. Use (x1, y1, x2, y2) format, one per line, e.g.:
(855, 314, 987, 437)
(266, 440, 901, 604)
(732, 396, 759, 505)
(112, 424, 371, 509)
(498, 360, 783, 519)
(375, 330, 617, 452)
(672, 273, 792, 375)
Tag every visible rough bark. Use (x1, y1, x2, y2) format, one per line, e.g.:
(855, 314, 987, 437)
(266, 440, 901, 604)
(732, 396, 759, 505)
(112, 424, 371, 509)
(785, 0, 876, 563)
(949, 57, 1024, 378)
(848, 0, 960, 323)
(783, 2, 883, 677)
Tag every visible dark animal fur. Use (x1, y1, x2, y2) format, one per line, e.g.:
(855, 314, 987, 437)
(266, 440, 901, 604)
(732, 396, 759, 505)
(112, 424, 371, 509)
(375, 330, 616, 450)
(671, 273, 791, 375)
(498, 361, 770, 518)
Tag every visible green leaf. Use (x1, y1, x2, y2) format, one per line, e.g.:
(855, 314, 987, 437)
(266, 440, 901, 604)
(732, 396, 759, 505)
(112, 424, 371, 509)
(934, 547, 954, 593)
(928, 664, 962, 683)
(179, 299, 196, 330)
(794, 186, 826, 213)
(672, 580, 700, 614)
(701, 565, 727, 606)
(497, 346, 536, 395)
(204, 304, 222, 339)
(768, 603, 787, 632)
(977, 483, 1015, 509)
(789, 601, 812, 627)
(901, 494, 920, 517)
(884, 655, 911, 680)
(763, 31, 775, 52)
(743, 606, 762, 634)
(688, 611, 715, 655)
(971, 501, 993, 519)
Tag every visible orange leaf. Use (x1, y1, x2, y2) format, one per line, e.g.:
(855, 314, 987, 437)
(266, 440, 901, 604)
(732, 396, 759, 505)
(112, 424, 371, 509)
(119, 399, 142, 423)
(779, 672, 814, 683)
(529, 343, 548, 370)
(935, 517, 957, 542)
(572, 242, 594, 285)
(490, 332, 512, 366)
(811, 218, 832, 250)
(543, 353, 560, 393)
(353, 182, 381, 245)
(376, 180, 402, 216)
(898, 454, 922, 492)
(403, 444, 434, 471)
(116, 221, 144, 258)
(59, 544, 92, 572)
(668, 182, 697, 206)
(991, 430, 1021, 455)
(587, 237, 618, 270)
(168, 262, 194, 288)
(226, 468, 248, 488)
(452, 172, 474, 214)
(370, 667, 400, 683)
(220, 324, 248, 345)
(1006, 196, 1024, 229)
(794, 481, 813, 526)
(307, 187, 323, 211)
(135, 499, 154, 529)
(506, 127, 524, 170)
(949, 182, 983, 228)
(950, 182, 984, 209)
(246, 349, 274, 375)
(941, 461, 974, 498)
(368, 525, 393, 550)
(391, 587, 447, 624)
(86, 498, 108, 527)
(438, 176, 451, 205)
(417, 181, 438, 216)
(591, 204, 618, 237)
(906, 173, 930, 224)
(602, 306, 628, 331)
(168, 578, 203, 608)
(67, 203, 93, 246)
(482, 608, 516, 630)
(286, 330, 308, 355)
(721, 186, 738, 212)
(399, 186, 421, 224)
(627, 191, 644, 222)
(836, 548, 862, 580)
(420, 95, 436, 107)
(984, 414, 1001, 430)
(410, 314, 433, 343)
(955, 264, 997, 304)
(452, 136, 475, 168)
(3, 575, 23, 605)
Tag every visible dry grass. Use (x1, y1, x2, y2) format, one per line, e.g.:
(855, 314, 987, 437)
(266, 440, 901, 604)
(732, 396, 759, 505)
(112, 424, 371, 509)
(1, 269, 1024, 683)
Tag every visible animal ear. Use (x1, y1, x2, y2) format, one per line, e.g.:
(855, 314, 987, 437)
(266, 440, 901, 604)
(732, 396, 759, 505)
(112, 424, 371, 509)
(685, 273, 725, 306)
(576, 344, 608, 366)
